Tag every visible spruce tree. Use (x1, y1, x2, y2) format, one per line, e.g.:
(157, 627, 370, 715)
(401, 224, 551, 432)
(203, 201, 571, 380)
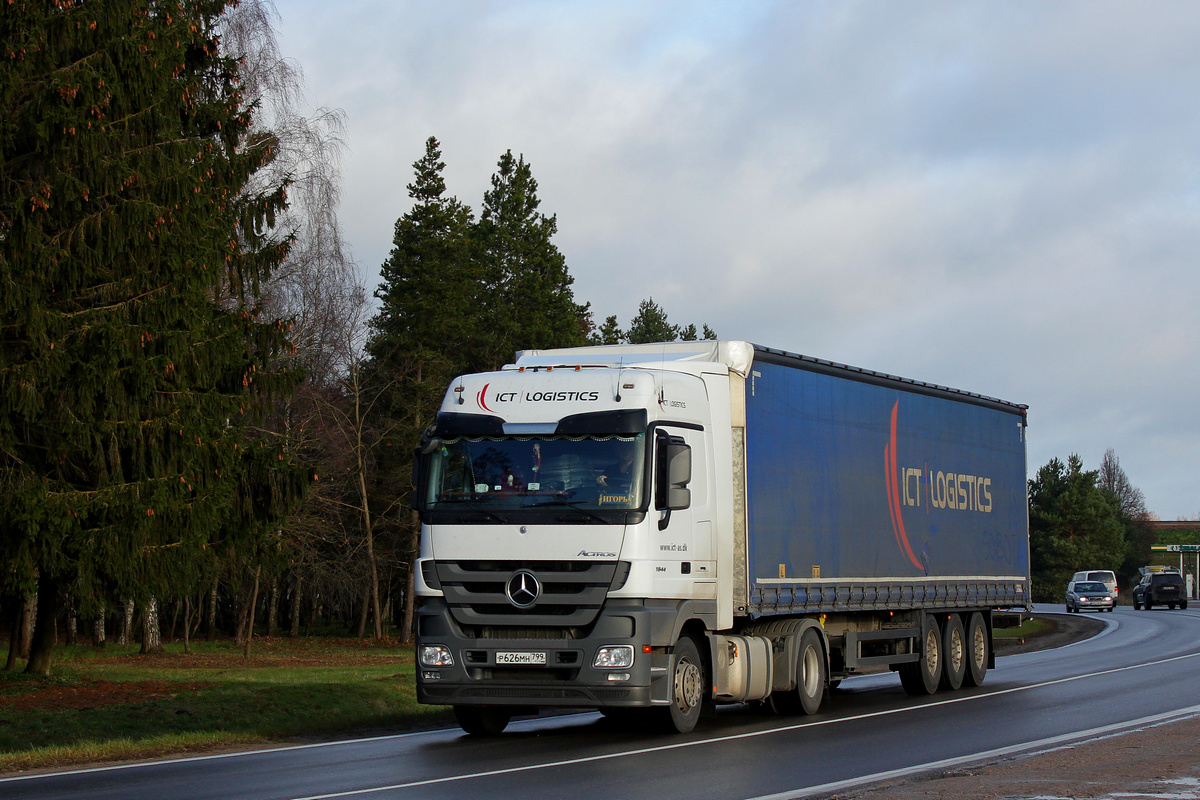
(369, 137, 478, 379)
(626, 298, 680, 343)
(0, 0, 301, 672)
(475, 150, 586, 366)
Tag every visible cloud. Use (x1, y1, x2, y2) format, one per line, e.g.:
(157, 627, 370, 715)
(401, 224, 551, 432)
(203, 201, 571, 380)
(273, 0, 1200, 518)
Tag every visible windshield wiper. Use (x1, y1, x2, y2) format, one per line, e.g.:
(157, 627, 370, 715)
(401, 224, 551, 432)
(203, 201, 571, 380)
(531, 499, 611, 524)
(458, 509, 509, 524)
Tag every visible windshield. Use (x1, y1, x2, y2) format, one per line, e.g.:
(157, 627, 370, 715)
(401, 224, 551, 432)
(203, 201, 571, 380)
(424, 433, 646, 511)
(1076, 582, 1105, 592)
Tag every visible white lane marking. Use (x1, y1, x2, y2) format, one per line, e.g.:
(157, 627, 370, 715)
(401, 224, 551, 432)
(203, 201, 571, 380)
(0, 727, 457, 784)
(746, 705, 1200, 799)
(282, 652, 1200, 800)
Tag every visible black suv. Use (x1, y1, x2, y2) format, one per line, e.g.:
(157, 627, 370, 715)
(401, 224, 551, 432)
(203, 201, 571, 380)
(1133, 572, 1188, 610)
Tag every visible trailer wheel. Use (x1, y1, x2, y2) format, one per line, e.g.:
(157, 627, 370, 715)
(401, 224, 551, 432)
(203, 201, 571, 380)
(660, 635, 705, 733)
(899, 615, 941, 696)
(454, 705, 512, 736)
(939, 615, 966, 691)
(963, 612, 988, 687)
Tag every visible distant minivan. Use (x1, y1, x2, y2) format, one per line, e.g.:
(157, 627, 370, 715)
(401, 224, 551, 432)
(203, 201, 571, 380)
(1072, 570, 1118, 599)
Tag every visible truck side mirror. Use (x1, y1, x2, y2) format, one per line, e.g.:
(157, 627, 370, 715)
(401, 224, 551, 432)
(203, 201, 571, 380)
(411, 431, 442, 513)
(656, 435, 692, 512)
(411, 448, 428, 513)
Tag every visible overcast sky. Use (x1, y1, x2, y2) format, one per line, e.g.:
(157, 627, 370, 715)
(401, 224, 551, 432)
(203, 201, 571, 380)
(271, 1, 1200, 520)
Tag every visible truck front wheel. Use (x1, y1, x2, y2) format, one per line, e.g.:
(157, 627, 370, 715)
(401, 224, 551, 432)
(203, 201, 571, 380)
(662, 635, 705, 733)
(899, 614, 941, 696)
(454, 705, 512, 736)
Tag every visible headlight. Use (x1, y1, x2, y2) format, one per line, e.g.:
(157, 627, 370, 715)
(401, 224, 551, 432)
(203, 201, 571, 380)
(594, 645, 634, 669)
(419, 645, 454, 667)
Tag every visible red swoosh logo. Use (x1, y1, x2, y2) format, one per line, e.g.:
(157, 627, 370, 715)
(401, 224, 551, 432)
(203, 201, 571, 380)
(885, 400, 924, 571)
(477, 383, 493, 412)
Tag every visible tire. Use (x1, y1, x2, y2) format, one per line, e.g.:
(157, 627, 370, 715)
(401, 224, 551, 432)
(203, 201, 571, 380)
(454, 705, 512, 736)
(1182, 600, 1189, 610)
(1145, 597, 1153, 610)
(771, 628, 827, 716)
(963, 612, 988, 687)
(1065, 602, 1073, 613)
(660, 635, 705, 733)
(939, 615, 966, 691)
(1168, 603, 1177, 610)
(899, 614, 941, 696)
(1133, 597, 1141, 610)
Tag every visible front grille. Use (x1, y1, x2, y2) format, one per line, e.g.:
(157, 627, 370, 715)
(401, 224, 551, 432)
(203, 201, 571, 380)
(435, 560, 623, 627)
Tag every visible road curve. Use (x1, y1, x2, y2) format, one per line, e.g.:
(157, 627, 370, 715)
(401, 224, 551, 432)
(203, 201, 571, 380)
(6, 604, 1200, 800)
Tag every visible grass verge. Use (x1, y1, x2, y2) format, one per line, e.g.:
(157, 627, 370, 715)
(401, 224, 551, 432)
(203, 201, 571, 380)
(0, 637, 453, 774)
(992, 616, 1054, 639)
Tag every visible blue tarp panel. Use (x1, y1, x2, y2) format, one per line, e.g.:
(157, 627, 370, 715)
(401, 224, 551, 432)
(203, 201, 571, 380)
(745, 360, 1028, 587)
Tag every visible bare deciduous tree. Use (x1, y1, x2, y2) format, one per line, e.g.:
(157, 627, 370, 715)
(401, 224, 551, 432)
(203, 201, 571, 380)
(1098, 448, 1148, 521)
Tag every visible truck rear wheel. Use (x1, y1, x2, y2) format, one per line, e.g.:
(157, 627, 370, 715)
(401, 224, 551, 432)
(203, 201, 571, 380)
(899, 614, 941, 696)
(454, 705, 512, 736)
(963, 612, 988, 687)
(939, 614, 966, 691)
(661, 635, 705, 733)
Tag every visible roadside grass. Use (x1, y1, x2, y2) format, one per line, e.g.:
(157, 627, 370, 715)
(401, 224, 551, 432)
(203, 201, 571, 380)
(993, 616, 1053, 639)
(0, 637, 453, 774)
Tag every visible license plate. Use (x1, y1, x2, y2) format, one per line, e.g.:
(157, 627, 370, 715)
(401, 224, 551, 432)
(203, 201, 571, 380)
(496, 651, 546, 665)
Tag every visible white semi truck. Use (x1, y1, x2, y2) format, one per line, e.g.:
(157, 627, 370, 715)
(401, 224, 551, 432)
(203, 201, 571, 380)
(412, 342, 1031, 735)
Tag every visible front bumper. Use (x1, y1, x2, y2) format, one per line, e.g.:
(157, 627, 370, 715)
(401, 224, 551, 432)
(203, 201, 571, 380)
(415, 598, 673, 708)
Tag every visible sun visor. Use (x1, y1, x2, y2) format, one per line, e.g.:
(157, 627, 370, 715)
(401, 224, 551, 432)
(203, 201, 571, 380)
(555, 409, 649, 435)
(433, 412, 505, 437)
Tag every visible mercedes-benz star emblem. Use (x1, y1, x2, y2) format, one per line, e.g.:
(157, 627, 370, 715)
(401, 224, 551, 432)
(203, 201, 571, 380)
(506, 571, 541, 608)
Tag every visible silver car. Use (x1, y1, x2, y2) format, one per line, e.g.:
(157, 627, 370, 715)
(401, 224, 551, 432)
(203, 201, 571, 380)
(1065, 580, 1115, 613)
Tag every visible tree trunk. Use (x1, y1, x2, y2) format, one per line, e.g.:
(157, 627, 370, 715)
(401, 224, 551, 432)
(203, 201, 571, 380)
(401, 509, 420, 643)
(402, 563, 416, 644)
(119, 598, 134, 646)
(18, 591, 36, 658)
(266, 578, 278, 638)
(169, 599, 182, 641)
(182, 596, 191, 654)
(243, 566, 261, 659)
(64, 594, 77, 646)
(205, 577, 218, 641)
(25, 575, 60, 675)
(93, 605, 106, 648)
(5, 600, 21, 670)
(289, 574, 302, 637)
(140, 596, 163, 654)
(354, 581, 369, 638)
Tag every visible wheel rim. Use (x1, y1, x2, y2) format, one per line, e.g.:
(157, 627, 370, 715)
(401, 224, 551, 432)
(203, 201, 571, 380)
(800, 644, 821, 699)
(925, 628, 940, 677)
(674, 655, 703, 714)
(972, 622, 987, 671)
(949, 627, 964, 673)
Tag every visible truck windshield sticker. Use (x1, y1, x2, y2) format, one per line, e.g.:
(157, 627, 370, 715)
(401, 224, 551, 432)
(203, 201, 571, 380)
(425, 433, 646, 512)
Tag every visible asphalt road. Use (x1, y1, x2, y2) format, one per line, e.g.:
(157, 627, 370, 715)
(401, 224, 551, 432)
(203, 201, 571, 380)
(6, 604, 1200, 800)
